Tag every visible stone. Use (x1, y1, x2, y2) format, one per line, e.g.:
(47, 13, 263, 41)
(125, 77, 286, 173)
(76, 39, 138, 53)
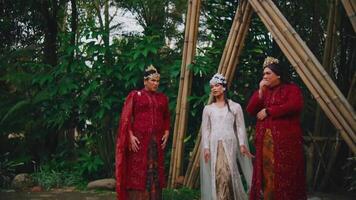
(87, 178, 116, 190)
(11, 173, 34, 189)
(30, 186, 42, 192)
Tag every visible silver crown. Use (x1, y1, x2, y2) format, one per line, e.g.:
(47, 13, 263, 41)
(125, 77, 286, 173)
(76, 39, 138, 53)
(209, 73, 227, 86)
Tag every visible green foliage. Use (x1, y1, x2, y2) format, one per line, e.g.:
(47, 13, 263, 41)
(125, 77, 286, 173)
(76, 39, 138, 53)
(0, 0, 355, 194)
(32, 166, 63, 190)
(163, 187, 200, 200)
(32, 163, 86, 190)
(75, 150, 104, 179)
(0, 152, 24, 188)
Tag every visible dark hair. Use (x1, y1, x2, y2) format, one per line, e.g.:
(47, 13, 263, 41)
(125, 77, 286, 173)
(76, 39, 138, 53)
(212, 84, 231, 112)
(265, 63, 290, 83)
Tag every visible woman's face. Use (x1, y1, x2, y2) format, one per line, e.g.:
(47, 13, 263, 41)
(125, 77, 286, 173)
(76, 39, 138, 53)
(210, 83, 224, 97)
(263, 67, 281, 87)
(144, 77, 160, 92)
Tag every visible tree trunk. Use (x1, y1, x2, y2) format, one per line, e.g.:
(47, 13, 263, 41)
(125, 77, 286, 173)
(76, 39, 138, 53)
(41, 0, 59, 67)
(70, 0, 77, 63)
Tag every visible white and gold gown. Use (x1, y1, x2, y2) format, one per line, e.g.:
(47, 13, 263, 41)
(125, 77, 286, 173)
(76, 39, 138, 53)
(200, 100, 253, 200)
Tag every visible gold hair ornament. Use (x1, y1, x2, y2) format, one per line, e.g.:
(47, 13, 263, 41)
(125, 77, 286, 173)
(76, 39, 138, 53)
(263, 56, 279, 68)
(144, 64, 160, 79)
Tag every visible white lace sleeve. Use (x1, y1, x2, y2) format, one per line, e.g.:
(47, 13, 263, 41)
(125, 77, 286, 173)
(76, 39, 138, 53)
(201, 106, 211, 149)
(235, 104, 247, 146)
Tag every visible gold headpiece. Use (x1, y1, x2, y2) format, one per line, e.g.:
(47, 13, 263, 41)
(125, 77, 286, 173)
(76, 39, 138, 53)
(263, 56, 279, 68)
(144, 64, 160, 79)
(145, 64, 157, 72)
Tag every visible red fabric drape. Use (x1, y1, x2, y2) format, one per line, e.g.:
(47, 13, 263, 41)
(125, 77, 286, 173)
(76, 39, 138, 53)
(247, 83, 306, 200)
(115, 91, 136, 200)
(115, 89, 170, 200)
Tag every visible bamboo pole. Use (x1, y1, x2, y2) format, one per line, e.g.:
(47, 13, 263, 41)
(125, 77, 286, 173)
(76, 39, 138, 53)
(311, 0, 340, 189)
(226, 4, 253, 86)
(248, 0, 356, 153)
(217, 0, 247, 74)
(168, 1, 191, 188)
(175, 0, 200, 184)
(320, 58, 355, 191)
(169, 0, 201, 188)
(347, 72, 356, 108)
(262, 0, 356, 135)
(168, 0, 193, 187)
(183, 134, 201, 186)
(341, 0, 356, 32)
(314, 0, 339, 139)
(323, 0, 339, 72)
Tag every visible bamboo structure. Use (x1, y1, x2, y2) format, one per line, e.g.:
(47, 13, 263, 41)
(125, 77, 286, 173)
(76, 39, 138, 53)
(248, 0, 356, 153)
(183, 0, 253, 188)
(168, 0, 201, 188)
(310, 0, 341, 190)
(174, 0, 356, 187)
(341, 0, 356, 32)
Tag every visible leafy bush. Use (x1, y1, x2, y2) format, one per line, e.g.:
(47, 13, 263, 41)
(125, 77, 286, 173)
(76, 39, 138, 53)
(32, 163, 87, 190)
(74, 150, 104, 180)
(0, 152, 24, 188)
(32, 165, 62, 190)
(163, 187, 200, 200)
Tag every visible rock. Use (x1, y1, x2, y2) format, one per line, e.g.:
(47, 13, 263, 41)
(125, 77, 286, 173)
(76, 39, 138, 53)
(87, 178, 116, 190)
(11, 173, 34, 189)
(30, 186, 42, 192)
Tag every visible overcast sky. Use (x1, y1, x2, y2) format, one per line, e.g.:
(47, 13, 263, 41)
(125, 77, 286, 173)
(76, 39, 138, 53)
(112, 8, 144, 36)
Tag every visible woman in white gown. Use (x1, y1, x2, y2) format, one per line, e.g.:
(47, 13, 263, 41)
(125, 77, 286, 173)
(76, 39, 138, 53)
(200, 73, 253, 200)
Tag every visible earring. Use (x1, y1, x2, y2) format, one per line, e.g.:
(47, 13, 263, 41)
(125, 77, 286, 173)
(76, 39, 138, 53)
(277, 76, 281, 78)
(223, 88, 226, 91)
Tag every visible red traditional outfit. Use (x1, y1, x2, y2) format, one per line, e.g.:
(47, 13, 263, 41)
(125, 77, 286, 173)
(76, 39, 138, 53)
(115, 89, 170, 200)
(247, 83, 306, 200)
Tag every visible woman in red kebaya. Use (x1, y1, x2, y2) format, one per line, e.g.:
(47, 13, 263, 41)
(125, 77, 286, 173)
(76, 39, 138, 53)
(247, 57, 306, 200)
(115, 65, 170, 200)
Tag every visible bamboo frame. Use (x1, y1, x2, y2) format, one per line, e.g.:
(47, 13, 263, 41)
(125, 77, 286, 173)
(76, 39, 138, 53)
(263, 0, 356, 134)
(248, 0, 356, 153)
(314, 0, 340, 139)
(168, 0, 201, 188)
(167, 0, 192, 187)
(176, 0, 356, 188)
(310, 0, 341, 189)
(341, 0, 356, 32)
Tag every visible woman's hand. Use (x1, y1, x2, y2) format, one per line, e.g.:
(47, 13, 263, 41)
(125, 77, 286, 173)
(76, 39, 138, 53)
(161, 131, 169, 149)
(258, 79, 268, 98)
(240, 145, 254, 158)
(257, 108, 268, 121)
(204, 148, 211, 163)
(129, 131, 140, 152)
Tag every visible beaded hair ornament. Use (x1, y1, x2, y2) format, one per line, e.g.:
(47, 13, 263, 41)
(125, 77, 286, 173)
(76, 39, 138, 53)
(144, 64, 160, 80)
(209, 73, 227, 87)
(263, 56, 279, 68)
